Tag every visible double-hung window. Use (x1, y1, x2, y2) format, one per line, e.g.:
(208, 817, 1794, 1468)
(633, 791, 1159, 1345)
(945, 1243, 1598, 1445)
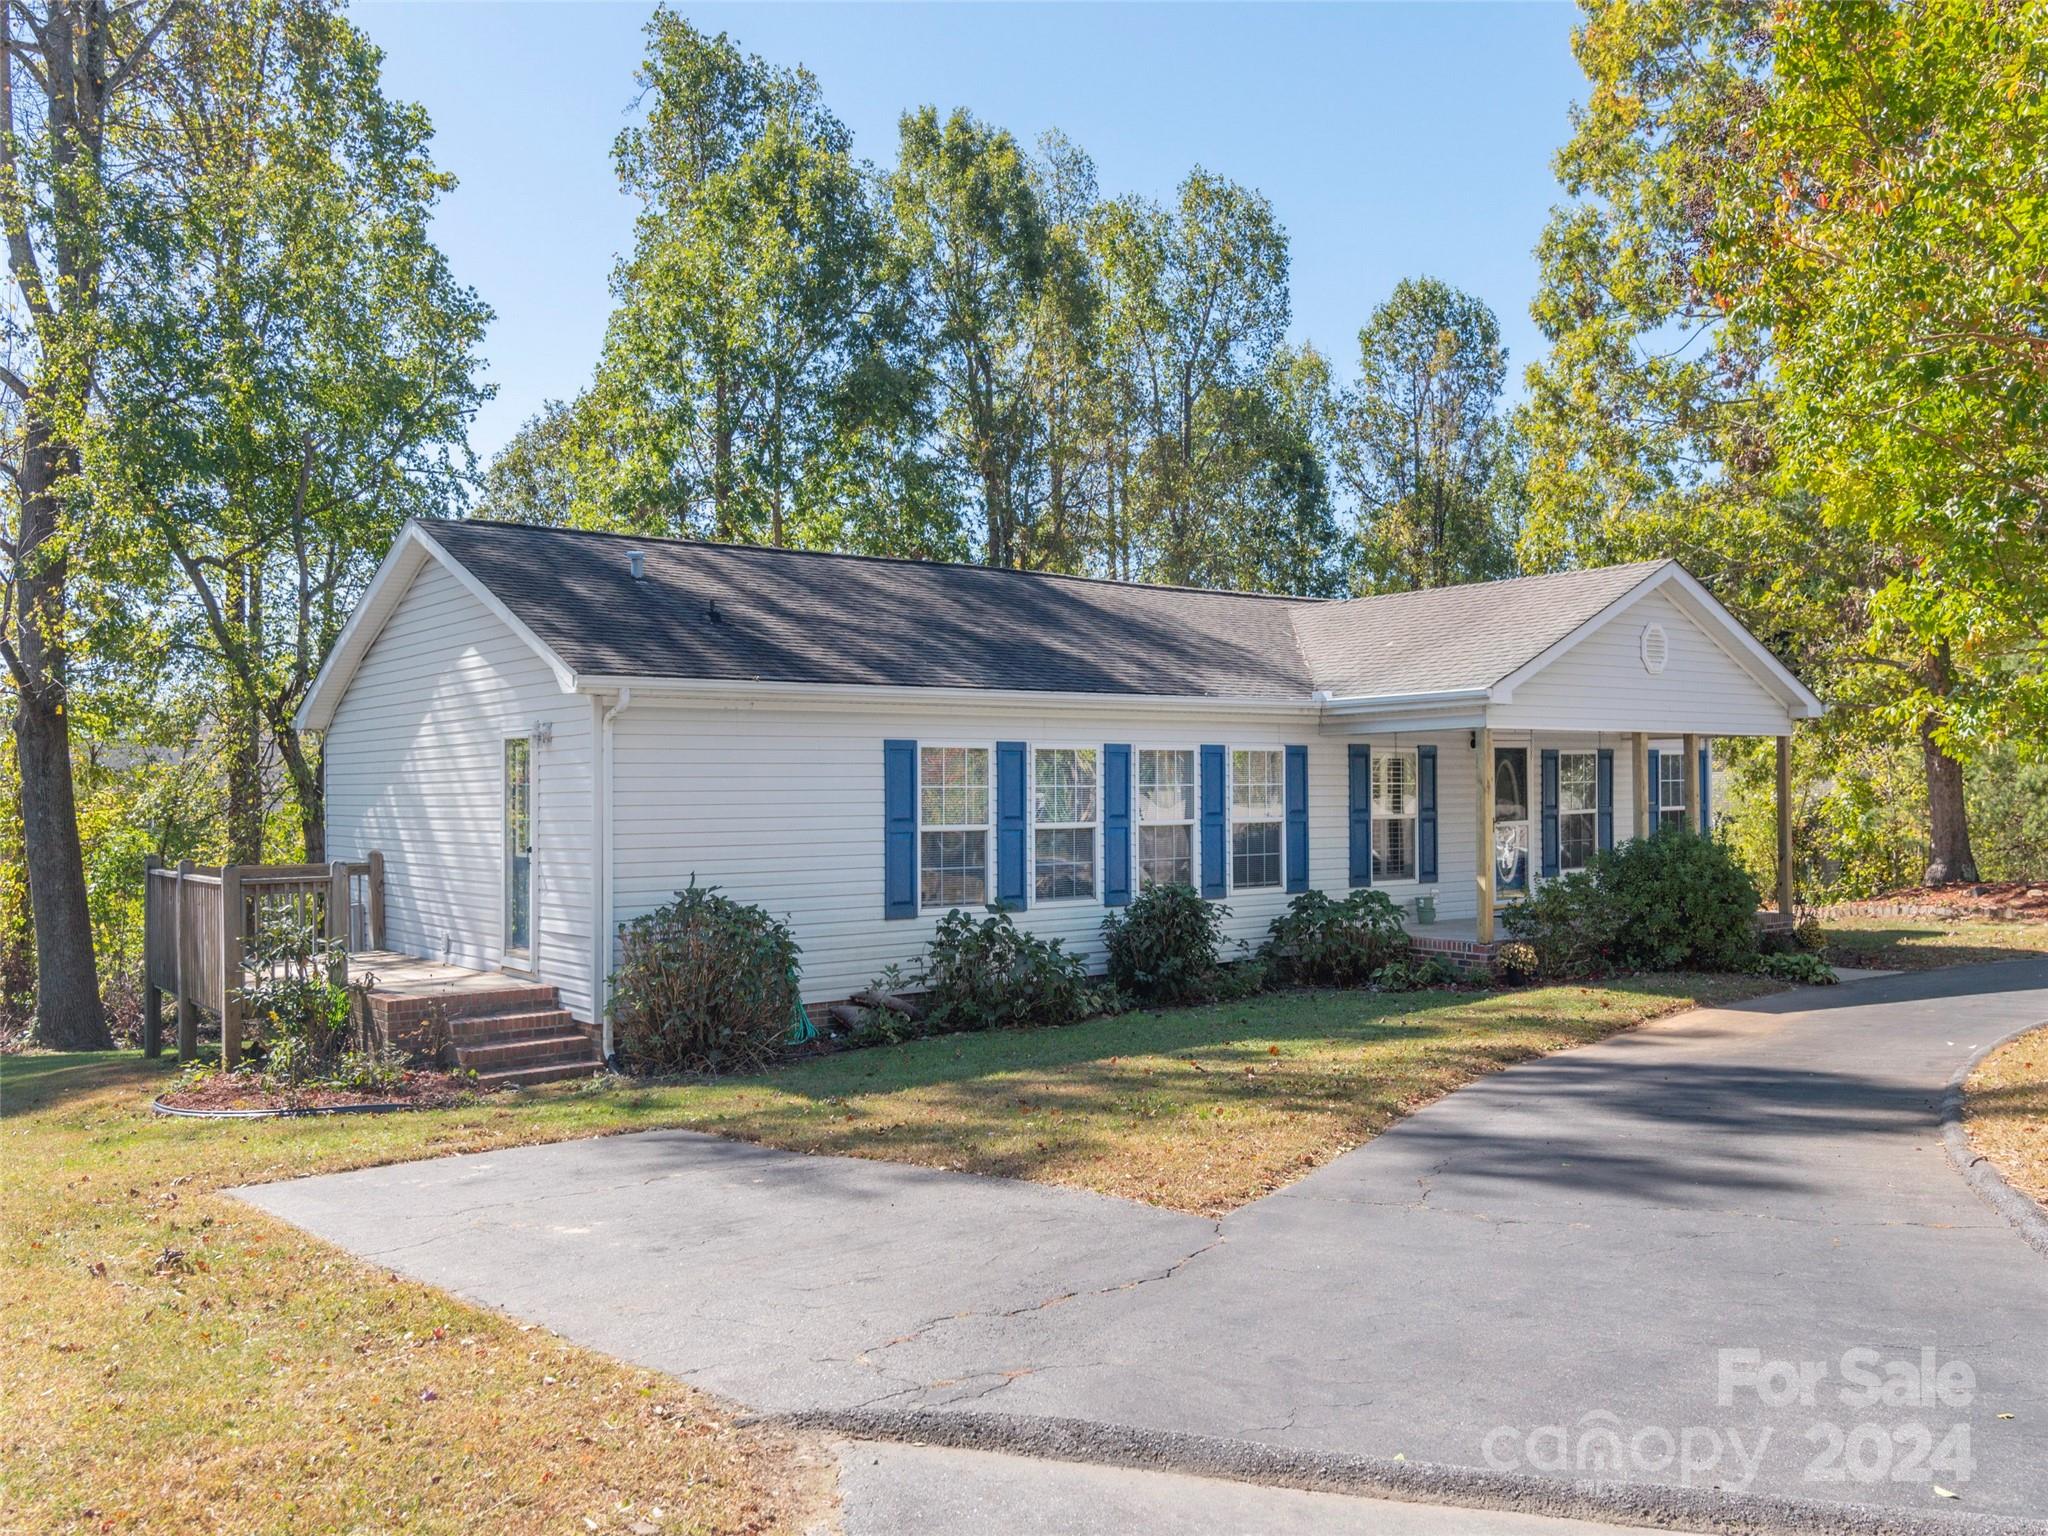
(919, 745, 990, 909)
(1372, 749, 1418, 881)
(1559, 751, 1598, 871)
(1230, 749, 1284, 890)
(1137, 749, 1197, 889)
(1033, 747, 1098, 901)
(1657, 752, 1687, 831)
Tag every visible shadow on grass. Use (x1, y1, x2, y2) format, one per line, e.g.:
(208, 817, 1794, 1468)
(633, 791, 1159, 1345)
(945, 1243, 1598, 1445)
(0, 1050, 175, 1117)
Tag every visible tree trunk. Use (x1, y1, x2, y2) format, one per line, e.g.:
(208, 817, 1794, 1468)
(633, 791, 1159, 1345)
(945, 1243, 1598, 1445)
(1920, 712, 1978, 886)
(275, 719, 324, 862)
(12, 413, 109, 1048)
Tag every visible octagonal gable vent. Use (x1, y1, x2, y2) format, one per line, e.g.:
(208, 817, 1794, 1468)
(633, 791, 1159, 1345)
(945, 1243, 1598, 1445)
(1640, 622, 1669, 675)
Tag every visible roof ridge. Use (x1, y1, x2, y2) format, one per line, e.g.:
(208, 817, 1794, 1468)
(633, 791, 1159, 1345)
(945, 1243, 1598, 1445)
(434, 517, 1326, 605)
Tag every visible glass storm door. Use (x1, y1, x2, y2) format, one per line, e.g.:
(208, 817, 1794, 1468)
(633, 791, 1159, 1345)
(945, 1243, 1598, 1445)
(504, 737, 532, 958)
(1493, 745, 1529, 898)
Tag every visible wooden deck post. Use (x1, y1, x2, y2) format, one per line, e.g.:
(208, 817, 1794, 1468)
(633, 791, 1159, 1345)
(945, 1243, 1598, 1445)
(143, 856, 163, 1058)
(1681, 733, 1701, 836)
(220, 864, 243, 1068)
(1776, 734, 1795, 916)
(367, 849, 385, 951)
(1475, 726, 1495, 944)
(1631, 733, 1650, 841)
(174, 860, 197, 1062)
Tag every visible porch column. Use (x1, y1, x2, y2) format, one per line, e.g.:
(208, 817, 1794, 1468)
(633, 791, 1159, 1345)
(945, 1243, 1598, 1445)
(1776, 734, 1795, 915)
(1475, 726, 1495, 944)
(1681, 733, 1700, 834)
(1631, 733, 1650, 841)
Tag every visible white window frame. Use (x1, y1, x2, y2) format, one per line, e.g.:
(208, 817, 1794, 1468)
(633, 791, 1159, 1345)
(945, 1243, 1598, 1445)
(1136, 747, 1199, 891)
(1228, 747, 1286, 892)
(1558, 749, 1598, 872)
(1657, 752, 1688, 831)
(501, 731, 536, 971)
(1372, 747, 1419, 885)
(1030, 744, 1100, 904)
(918, 742, 994, 912)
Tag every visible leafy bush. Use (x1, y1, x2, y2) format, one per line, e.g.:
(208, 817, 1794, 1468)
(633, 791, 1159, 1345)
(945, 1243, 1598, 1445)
(1793, 914, 1826, 954)
(240, 916, 352, 1090)
(1262, 889, 1410, 987)
(1099, 883, 1232, 1005)
(611, 880, 803, 1074)
(1756, 951, 1839, 985)
(1368, 954, 1463, 991)
(1503, 828, 1761, 978)
(916, 907, 1097, 1032)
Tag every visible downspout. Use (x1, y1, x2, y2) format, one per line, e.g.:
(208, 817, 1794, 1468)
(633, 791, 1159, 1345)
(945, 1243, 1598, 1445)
(598, 687, 632, 1065)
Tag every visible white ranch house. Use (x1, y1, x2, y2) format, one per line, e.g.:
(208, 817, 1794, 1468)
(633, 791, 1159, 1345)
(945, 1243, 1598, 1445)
(300, 520, 1822, 1064)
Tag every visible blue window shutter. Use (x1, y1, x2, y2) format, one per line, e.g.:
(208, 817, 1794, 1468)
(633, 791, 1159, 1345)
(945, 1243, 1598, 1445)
(1540, 749, 1560, 878)
(1646, 748, 1661, 830)
(996, 741, 1028, 910)
(1284, 745, 1309, 893)
(1199, 744, 1227, 899)
(1348, 744, 1372, 887)
(884, 739, 917, 918)
(1103, 743, 1132, 907)
(1698, 742, 1711, 836)
(1417, 745, 1438, 881)
(1596, 748, 1615, 852)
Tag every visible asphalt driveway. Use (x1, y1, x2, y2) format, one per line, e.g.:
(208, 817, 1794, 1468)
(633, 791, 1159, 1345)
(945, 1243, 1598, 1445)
(238, 959, 2048, 1523)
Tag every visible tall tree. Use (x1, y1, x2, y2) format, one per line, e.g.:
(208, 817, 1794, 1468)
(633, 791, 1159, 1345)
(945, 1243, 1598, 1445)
(92, 0, 489, 863)
(0, 1, 179, 1047)
(1518, 0, 2033, 886)
(597, 11, 889, 546)
(1339, 277, 1521, 591)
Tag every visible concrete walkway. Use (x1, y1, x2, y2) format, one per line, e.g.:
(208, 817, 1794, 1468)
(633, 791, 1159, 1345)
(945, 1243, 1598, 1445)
(237, 960, 2048, 1525)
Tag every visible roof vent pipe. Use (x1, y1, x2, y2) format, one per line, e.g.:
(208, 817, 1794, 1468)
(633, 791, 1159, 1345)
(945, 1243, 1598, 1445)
(627, 550, 645, 580)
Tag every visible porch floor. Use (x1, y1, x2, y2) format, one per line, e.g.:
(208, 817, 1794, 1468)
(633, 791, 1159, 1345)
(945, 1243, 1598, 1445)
(346, 950, 536, 1003)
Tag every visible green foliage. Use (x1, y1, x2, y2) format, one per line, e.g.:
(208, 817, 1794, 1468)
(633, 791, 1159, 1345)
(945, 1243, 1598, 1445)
(1504, 829, 1761, 978)
(1338, 276, 1523, 592)
(1099, 883, 1233, 1006)
(914, 908, 1098, 1033)
(1367, 954, 1462, 992)
(1261, 889, 1410, 988)
(240, 916, 353, 1091)
(611, 882, 804, 1074)
(1755, 952, 1838, 987)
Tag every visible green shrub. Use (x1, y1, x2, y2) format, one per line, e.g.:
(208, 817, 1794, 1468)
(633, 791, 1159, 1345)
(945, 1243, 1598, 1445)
(1756, 951, 1839, 985)
(1099, 883, 1232, 1005)
(611, 880, 803, 1074)
(1503, 828, 1761, 978)
(1262, 889, 1410, 987)
(240, 915, 352, 1091)
(1368, 954, 1463, 991)
(916, 907, 1097, 1032)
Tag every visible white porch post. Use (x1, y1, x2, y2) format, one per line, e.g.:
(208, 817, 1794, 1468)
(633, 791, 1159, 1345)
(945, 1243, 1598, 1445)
(1681, 733, 1700, 834)
(1776, 734, 1795, 915)
(1475, 726, 1495, 944)
(1631, 733, 1650, 841)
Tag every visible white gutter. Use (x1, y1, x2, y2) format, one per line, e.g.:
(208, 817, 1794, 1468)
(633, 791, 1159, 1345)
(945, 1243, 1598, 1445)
(1319, 687, 1493, 717)
(596, 686, 633, 1062)
(568, 674, 1324, 716)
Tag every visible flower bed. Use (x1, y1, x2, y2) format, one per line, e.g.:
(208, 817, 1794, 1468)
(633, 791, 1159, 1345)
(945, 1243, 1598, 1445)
(155, 1067, 486, 1117)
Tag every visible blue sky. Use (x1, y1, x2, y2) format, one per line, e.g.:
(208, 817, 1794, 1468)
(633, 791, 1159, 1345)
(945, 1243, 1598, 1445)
(354, 2, 1588, 465)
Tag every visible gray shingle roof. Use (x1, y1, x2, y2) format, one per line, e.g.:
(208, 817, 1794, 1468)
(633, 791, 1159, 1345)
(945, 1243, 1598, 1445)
(421, 520, 1669, 702)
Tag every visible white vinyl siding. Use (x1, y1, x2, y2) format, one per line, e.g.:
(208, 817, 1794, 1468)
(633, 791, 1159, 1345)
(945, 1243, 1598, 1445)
(610, 703, 1342, 1004)
(321, 558, 594, 1021)
(1490, 589, 1794, 736)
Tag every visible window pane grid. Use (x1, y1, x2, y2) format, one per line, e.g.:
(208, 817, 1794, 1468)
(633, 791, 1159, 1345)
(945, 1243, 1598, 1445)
(1372, 748, 1418, 881)
(1232, 820, 1282, 890)
(1232, 749, 1284, 816)
(1137, 749, 1196, 889)
(1033, 748, 1098, 901)
(919, 745, 990, 909)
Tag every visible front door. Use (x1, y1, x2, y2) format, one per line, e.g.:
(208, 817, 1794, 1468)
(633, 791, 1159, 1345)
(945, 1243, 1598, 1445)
(504, 736, 532, 959)
(1493, 745, 1529, 898)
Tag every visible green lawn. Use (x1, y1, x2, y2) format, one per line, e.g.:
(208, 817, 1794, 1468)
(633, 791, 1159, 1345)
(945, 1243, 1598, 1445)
(0, 971, 1774, 1534)
(1822, 916, 2048, 972)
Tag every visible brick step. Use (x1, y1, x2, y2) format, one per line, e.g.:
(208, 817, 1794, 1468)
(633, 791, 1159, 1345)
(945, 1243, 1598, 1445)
(455, 1031, 599, 1071)
(366, 983, 562, 1031)
(476, 1058, 604, 1091)
(446, 1007, 581, 1042)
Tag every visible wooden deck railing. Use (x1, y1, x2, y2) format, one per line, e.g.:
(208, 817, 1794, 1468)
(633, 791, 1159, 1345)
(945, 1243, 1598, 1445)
(142, 851, 383, 1065)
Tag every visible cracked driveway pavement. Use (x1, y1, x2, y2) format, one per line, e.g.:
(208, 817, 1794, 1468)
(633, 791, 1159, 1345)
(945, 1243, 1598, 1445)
(237, 959, 2048, 1521)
